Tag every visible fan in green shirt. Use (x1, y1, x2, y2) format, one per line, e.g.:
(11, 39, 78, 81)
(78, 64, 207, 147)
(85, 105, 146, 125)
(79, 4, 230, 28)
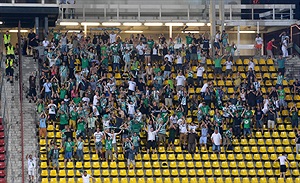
(73, 97, 82, 105)
(176, 110, 184, 119)
(64, 140, 74, 152)
(214, 58, 222, 68)
(243, 118, 251, 129)
(245, 110, 253, 118)
(111, 44, 119, 55)
(59, 88, 67, 100)
(105, 139, 113, 150)
(186, 35, 193, 45)
(60, 113, 69, 125)
(81, 57, 89, 69)
(167, 79, 174, 89)
(200, 104, 210, 116)
(147, 40, 154, 49)
(77, 119, 86, 131)
(70, 110, 78, 121)
(278, 89, 285, 100)
(153, 67, 161, 75)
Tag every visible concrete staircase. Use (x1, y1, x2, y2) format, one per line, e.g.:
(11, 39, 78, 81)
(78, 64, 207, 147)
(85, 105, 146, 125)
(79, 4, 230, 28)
(2, 56, 39, 183)
(21, 57, 39, 182)
(3, 64, 22, 183)
(284, 56, 300, 80)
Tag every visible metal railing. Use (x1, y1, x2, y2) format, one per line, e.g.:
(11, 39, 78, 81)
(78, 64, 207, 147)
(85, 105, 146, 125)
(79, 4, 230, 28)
(57, 3, 296, 21)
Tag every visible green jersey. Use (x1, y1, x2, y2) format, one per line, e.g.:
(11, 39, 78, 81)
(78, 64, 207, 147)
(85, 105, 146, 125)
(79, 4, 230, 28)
(59, 89, 67, 99)
(81, 58, 89, 69)
(73, 97, 81, 105)
(153, 67, 161, 75)
(105, 139, 113, 150)
(77, 120, 85, 131)
(131, 136, 140, 147)
(64, 141, 74, 152)
(147, 40, 154, 49)
(243, 118, 251, 129)
(245, 110, 253, 118)
(186, 36, 193, 45)
(201, 105, 210, 115)
(60, 113, 68, 125)
(70, 110, 78, 121)
(278, 89, 285, 100)
(54, 32, 61, 41)
(214, 58, 222, 68)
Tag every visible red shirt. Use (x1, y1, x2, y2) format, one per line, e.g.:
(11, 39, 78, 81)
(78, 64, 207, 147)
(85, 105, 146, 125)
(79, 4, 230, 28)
(267, 41, 273, 50)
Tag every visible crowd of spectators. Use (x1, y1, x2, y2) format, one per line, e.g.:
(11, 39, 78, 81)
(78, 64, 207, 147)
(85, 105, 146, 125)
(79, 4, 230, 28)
(22, 28, 299, 172)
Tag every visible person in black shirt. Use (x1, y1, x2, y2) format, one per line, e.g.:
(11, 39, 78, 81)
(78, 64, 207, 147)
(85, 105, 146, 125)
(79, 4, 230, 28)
(247, 85, 257, 108)
(137, 78, 145, 93)
(255, 106, 264, 133)
(269, 86, 278, 99)
(28, 72, 37, 103)
(267, 108, 276, 133)
(230, 111, 242, 139)
(27, 29, 36, 56)
(202, 36, 210, 55)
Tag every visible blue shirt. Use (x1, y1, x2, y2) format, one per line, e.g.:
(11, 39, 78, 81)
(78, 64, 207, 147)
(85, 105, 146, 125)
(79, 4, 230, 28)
(39, 118, 46, 128)
(127, 149, 136, 160)
(201, 127, 208, 137)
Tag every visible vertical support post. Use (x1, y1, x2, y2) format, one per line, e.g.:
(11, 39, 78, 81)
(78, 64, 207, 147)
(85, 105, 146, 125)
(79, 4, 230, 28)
(159, 5, 162, 20)
(35, 17, 39, 38)
(138, 5, 141, 21)
(290, 5, 293, 20)
(42, 0, 45, 4)
(210, 0, 216, 56)
(169, 25, 172, 39)
(251, 7, 254, 20)
(117, 4, 119, 21)
(187, 5, 190, 21)
(12, 0, 14, 4)
(256, 21, 259, 34)
(219, 0, 224, 31)
(83, 6, 85, 20)
(273, 5, 275, 20)
(44, 17, 48, 38)
(229, 5, 232, 20)
(104, 7, 107, 20)
(237, 25, 240, 46)
(84, 25, 87, 37)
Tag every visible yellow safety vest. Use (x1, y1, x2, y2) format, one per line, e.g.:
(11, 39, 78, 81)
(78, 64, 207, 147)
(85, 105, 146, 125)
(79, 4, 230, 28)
(6, 59, 13, 68)
(7, 46, 14, 55)
(3, 34, 10, 44)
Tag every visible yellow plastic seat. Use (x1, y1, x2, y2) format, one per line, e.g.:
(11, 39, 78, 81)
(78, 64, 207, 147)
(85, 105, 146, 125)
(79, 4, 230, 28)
(212, 161, 220, 168)
(202, 154, 209, 161)
(274, 139, 282, 146)
(246, 162, 254, 169)
(233, 178, 241, 183)
(154, 169, 161, 177)
(58, 170, 66, 177)
(208, 178, 215, 183)
(195, 162, 203, 168)
(101, 162, 108, 169)
(242, 147, 250, 153)
(257, 169, 265, 176)
(225, 178, 232, 183)
(223, 169, 231, 177)
(177, 154, 184, 161)
(240, 169, 248, 177)
(67, 170, 74, 177)
(238, 161, 246, 168)
(66, 162, 74, 169)
(232, 169, 239, 176)
(253, 154, 260, 161)
(197, 169, 204, 176)
(266, 169, 274, 176)
(268, 146, 275, 153)
(245, 154, 253, 161)
(242, 178, 250, 183)
(199, 178, 206, 183)
(143, 154, 150, 161)
(251, 178, 258, 183)
(111, 169, 118, 177)
(221, 162, 229, 169)
(227, 154, 235, 161)
(179, 169, 187, 176)
(49, 170, 57, 177)
(204, 161, 211, 168)
(251, 147, 258, 153)
(293, 169, 300, 176)
(248, 169, 256, 176)
(128, 170, 135, 177)
(206, 169, 213, 176)
(210, 154, 218, 161)
(168, 154, 175, 161)
(229, 161, 237, 169)
(216, 177, 224, 183)
(144, 162, 151, 169)
(50, 178, 57, 183)
(261, 154, 269, 161)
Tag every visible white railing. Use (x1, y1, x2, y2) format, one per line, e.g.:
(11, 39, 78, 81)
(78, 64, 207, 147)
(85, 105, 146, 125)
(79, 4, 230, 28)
(57, 3, 296, 21)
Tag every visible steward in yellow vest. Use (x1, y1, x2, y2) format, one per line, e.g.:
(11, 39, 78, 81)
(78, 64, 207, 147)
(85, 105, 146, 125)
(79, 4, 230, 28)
(3, 31, 11, 47)
(5, 57, 14, 83)
(6, 44, 15, 58)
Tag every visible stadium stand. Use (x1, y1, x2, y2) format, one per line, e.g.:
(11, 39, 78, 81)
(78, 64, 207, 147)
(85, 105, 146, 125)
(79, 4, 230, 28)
(34, 29, 300, 183)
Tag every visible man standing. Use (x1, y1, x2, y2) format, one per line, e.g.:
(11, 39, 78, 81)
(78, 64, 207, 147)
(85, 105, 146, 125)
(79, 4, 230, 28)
(3, 31, 11, 49)
(126, 146, 136, 171)
(26, 154, 37, 183)
(277, 55, 286, 76)
(94, 128, 104, 160)
(211, 129, 222, 154)
(266, 38, 277, 59)
(274, 154, 290, 178)
(27, 29, 36, 56)
(187, 129, 198, 154)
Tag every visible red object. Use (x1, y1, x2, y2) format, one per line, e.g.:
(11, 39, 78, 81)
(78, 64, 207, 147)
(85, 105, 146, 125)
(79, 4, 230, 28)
(0, 140, 5, 147)
(253, 0, 259, 4)
(0, 147, 5, 154)
(0, 170, 6, 177)
(0, 162, 6, 169)
(0, 133, 4, 139)
(0, 155, 5, 162)
(0, 126, 4, 132)
(267, 41, 273, 50)
(0, 178, 6, 183)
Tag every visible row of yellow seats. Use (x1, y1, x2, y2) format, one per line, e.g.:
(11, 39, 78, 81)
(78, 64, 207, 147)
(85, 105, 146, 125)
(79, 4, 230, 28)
(233, 138, 295, 146)
(41, 177, 299, 183)
(41, 168, 300, 178)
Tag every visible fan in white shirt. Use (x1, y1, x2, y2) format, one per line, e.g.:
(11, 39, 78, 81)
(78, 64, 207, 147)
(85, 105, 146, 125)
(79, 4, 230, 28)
(136, 43, 145, 56)
(109, 31, 117, 43)
(81, 171, 95, 183)
(255, 37, 263, 45)
(196, 66, 205, 77)
(176, 73, 186, 87)
(248, 60, 255, 71)
(127, 102, 136, 116)
(164, 53, 174, 63)
(128, 79, 136, 92)
(225, 61, 233, 70)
